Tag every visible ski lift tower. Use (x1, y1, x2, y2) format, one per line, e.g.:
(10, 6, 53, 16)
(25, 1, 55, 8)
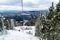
(21, 0, 24, 25)
(59, 0, 60, 3)
(21, 0, 23, 13)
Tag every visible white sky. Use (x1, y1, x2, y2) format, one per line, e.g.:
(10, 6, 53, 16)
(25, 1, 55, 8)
(0, 0, 59, 10)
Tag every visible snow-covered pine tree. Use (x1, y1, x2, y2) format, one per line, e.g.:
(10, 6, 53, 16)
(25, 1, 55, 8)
(35, 13, 43, 36)
(5, 19, 10, 30)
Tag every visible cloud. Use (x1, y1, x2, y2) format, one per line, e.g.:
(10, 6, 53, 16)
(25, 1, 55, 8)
(0, 5, 21, 10)
(0, 0, 21, 5)
(0, 0, 59, 10)
(23, 0, 59, 10)
(23, 0, 40, 4)
(0, 5, 40, 11)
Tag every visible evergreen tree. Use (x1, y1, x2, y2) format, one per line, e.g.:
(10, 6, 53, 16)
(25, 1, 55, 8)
(47, 2, 54, 20)
(0, 17, 3, 31)
(35, 13, 43, 37)
(5, 20, 10, 30)
(35, 1, 60, 40)
(41, 1, 60, 40)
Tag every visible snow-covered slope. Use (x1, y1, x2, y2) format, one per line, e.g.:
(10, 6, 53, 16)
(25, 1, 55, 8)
(0, 30, 39, 40)
(14, 26, 35, 36)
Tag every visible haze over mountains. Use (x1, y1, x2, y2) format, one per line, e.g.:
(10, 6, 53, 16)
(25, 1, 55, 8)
(0, 10, 48, 17)
(0, 10, 48, 20)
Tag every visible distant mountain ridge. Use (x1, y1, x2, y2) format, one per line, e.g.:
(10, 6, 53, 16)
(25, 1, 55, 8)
(0, 10, 48, 20)
(0, 10, 48, 17)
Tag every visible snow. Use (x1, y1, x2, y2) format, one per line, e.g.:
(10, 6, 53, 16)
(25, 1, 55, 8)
(0, 26, 39, 40)
(21, 13, 31, 15)
(14, 26, 35, 36)
(0, 30, 39, 40)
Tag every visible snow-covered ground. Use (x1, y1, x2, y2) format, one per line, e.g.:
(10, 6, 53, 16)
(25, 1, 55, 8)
(0, 26, 39, 40)
(0, 30, 39, 40)
(14, 26, 35, 36)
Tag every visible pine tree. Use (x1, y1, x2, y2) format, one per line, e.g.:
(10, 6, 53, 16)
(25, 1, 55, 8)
(39, 2, 55, 40)
(41, 1, 60, 40)
(35, 13, 43, 36)
(0, 17, 3, 31)
(5, 20, 10, 30)
(35, 1, 60, 40)
(47, 2, 54, 20)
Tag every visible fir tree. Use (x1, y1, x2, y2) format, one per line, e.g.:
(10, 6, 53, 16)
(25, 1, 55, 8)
(47, 2, 54, 20)
(41, 1, 60, 40)
(35, 13, 43, 36)
(5, 20, 10, 30)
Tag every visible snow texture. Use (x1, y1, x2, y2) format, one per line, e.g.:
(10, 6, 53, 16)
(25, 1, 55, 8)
(0, 26, 39, 40)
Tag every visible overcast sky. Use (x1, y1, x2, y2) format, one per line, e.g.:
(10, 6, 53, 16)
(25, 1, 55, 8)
(0, 0, 59, 10)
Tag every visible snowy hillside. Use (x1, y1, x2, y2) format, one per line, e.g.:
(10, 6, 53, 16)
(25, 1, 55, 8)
(14, 26, 35, 36)
(0, 30, 39, 40)
(0, 26, 39, 40)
